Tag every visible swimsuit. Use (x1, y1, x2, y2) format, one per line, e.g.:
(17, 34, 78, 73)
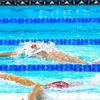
(44, 81, 69, 88)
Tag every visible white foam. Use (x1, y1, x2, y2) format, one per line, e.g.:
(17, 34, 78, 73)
(36, 41, 57, 53)
(90, 74, 100, 84)
(0, 93, 100, 100)
(14, 41, 57, 57)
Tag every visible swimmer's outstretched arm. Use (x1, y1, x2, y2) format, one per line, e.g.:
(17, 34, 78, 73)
(0, 73, 43, 100)
(0, 73, 36, 86)
(0, 52, 18, 57)
(66, 55, 88, 64)
(47, 51, 88, 64)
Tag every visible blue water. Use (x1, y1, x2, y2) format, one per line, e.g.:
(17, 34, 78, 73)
(0, 5, 100, 40)
(0, 5, 100, 94)
(0, 71, 100, 93)
(0, 6, 100, 18)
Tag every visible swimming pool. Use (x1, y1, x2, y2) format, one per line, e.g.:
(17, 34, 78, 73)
(0, 5, 100, 100)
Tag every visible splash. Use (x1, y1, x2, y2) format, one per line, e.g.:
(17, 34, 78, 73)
(90, 73, 100, 84)
(14, 41, 57, 57)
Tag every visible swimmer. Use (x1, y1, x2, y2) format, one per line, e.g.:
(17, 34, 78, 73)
(91, 61, 100, 64)
(0, 72, 81, 100)
(0, 42, 87, 64)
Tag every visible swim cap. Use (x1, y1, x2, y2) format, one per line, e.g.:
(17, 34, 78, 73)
(31, 44, 37, 49)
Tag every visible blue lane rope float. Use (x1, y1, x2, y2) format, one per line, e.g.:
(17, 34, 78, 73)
(0, 0, 100, 5)
(0, 18, 100, 23)
(0, 64, 100, 72)
(0, 39, 100, 45)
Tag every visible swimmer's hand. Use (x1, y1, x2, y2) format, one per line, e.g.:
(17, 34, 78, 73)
(90, 61, 100, 64)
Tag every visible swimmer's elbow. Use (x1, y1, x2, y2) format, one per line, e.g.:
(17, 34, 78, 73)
(28, 84, 41, 100)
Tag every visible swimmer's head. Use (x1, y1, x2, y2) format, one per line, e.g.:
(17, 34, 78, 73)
(31, 44, 37, 49)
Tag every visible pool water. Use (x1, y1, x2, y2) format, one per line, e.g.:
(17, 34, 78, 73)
(0, 6, 100, 40)
(0, 71, 100, 93)
(0, 5, 100, 95)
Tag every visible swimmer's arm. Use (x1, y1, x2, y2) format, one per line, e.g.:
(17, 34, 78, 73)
(0, 52, 17, 57)
(66, 55, 88, 64)
(28, 84, 41, 100)
(0, 73, 36, 86)
(32, 51, 48, 58)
